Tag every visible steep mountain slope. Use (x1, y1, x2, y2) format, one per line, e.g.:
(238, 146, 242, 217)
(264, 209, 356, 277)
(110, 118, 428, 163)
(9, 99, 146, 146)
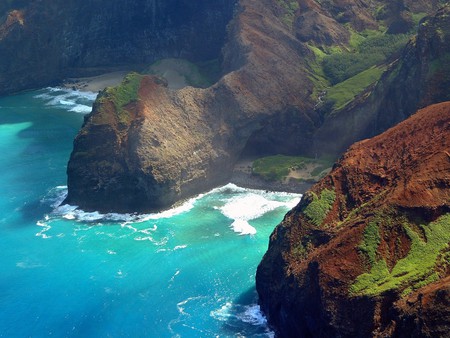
(0, 0, 235, 94)
(256, 102, 450, 337)
(314, 3, 450, 157)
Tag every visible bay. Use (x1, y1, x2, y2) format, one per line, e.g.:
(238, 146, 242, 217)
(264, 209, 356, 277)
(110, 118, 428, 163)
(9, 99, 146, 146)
(0, 88, 301, 337)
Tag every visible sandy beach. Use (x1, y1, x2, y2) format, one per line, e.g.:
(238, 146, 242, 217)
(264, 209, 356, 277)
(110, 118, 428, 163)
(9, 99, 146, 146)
(62, 71, 132, 92)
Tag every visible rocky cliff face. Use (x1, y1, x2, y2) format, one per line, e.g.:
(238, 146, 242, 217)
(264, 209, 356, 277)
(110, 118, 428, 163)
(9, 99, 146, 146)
(0, 0, 447, 212)
(313, 4, 450, 157)
(256, 102, 450, 337)
(64, 0, 320, 212)
(0, 0, 235, 94)
(65, 0, 447, 212)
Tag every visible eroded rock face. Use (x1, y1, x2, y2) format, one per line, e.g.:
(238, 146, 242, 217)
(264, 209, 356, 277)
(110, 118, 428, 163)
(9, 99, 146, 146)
(256, 102, 450, 337)
(65, 0, 320, 212)
(0, 0, 235, 94)
(313, 4, 450, 157)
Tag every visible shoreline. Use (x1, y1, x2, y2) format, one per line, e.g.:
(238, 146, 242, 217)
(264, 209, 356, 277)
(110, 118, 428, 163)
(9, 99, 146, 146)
(229, 170, 313, 194)
(61, 70, 132, 92)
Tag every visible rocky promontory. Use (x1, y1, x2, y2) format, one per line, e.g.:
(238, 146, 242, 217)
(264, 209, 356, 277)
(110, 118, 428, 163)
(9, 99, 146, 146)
(65, 0, 447, 213)
(64, 0, 322, 212)
(256, 102, 450, 337)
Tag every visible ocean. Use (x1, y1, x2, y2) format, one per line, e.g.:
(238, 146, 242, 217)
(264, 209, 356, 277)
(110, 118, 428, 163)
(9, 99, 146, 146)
(0, 88, 301, 337)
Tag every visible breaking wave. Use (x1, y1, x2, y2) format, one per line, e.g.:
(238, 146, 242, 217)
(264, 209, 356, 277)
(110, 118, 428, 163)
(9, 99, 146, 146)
(34, 87, 97, 114)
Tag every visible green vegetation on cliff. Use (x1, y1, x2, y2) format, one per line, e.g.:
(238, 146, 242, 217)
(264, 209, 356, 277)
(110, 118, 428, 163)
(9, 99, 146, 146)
(106, 72, 143, 111)
(100, 72, 144, 124)
(326, 65, 386, 110)
(309, 27, 412, 112)
(303, 189, 336, 226)
(358, 220, 381, 266)
(275, 0, 299, 27)
(351, 213, 450, 296)
(252, 155, 332, 181)
(323, 32, 409, 85)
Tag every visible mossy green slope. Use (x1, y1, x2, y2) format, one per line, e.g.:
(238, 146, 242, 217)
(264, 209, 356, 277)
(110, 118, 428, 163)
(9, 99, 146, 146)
(352, 214, 450, 296)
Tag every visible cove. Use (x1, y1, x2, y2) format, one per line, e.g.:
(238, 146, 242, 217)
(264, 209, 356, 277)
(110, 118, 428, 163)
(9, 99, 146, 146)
(0, 88, 301, 337)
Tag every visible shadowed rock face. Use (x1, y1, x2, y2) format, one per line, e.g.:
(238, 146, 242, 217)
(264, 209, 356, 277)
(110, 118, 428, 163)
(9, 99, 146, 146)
(256, 102, 450, 337)
(0, 0, 236, 94)
(1, 0, 445, 213)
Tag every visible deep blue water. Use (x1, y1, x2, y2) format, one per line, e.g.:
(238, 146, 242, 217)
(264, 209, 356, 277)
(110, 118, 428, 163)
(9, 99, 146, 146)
(0, 88, 301, 337)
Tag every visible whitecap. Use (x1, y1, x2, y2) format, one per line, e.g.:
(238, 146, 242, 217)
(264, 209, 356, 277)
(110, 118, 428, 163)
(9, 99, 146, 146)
(237, 305, 268, 326)
(69, 104, 92, 114)
(217, 187, 301, 235)
(49, 191, 199, 224)
(33, 87, 97, 114)
(210, 302, 233, 321)
(35, 220, 52, 239)
(230, 220, 256, 236)
(211, 302, 273, 336)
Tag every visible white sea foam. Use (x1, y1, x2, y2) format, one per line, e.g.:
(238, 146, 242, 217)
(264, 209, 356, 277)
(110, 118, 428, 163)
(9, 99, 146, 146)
(237, 304, 267, 326)
(36, 220, 52, 239)
(48, 187, 200, 224)
(210, 302, 233, 321)
(41, 183, 300, 240)
(216, 184, 301, 235)
(230, 219, 256, 236)
(34, 87, 97, 114)
(210, 302, 268, 326)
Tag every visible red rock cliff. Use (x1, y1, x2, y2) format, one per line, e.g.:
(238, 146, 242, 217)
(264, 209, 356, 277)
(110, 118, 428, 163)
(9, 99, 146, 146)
(256, 102, 450, 337)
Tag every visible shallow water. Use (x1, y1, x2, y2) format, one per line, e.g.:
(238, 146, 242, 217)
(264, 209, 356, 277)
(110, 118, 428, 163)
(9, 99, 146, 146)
(0, 88, 301, 337)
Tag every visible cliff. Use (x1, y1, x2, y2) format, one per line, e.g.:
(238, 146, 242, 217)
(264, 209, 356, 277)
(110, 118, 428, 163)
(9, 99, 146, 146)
(64, 0, 320, 212)
(65, 0, 447, 213)
(313, 3, 450, 157)
(0, 0, 235, 94)
(256, 102, 450, 337)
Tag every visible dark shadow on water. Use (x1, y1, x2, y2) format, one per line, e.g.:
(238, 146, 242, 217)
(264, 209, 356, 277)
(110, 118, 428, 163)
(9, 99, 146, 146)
(19, 199, 53, 225)
(220, 286, 273, 337)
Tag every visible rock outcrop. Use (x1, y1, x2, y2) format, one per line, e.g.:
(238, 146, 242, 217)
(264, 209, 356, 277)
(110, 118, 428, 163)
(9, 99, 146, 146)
(256, 102, 450, 337)
(64, 0, 320, 212)
(65, 0, 447, 213)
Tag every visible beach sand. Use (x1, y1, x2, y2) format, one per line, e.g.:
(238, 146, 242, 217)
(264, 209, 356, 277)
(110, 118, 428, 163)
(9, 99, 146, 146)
(62, 71, 132, 92)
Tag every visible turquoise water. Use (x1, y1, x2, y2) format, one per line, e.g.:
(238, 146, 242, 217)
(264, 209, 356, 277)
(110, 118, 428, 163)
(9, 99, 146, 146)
(0, 88, 301, 337)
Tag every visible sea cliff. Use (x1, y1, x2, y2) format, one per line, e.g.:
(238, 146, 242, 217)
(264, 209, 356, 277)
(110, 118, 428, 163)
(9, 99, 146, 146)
(256, 102, 450, 337)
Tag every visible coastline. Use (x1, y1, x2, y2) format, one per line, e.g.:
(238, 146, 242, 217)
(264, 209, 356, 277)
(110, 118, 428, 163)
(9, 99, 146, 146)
(230, 167, 313, 194)
(61, 70, 132, 92)
(60, 68, 314, 196)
